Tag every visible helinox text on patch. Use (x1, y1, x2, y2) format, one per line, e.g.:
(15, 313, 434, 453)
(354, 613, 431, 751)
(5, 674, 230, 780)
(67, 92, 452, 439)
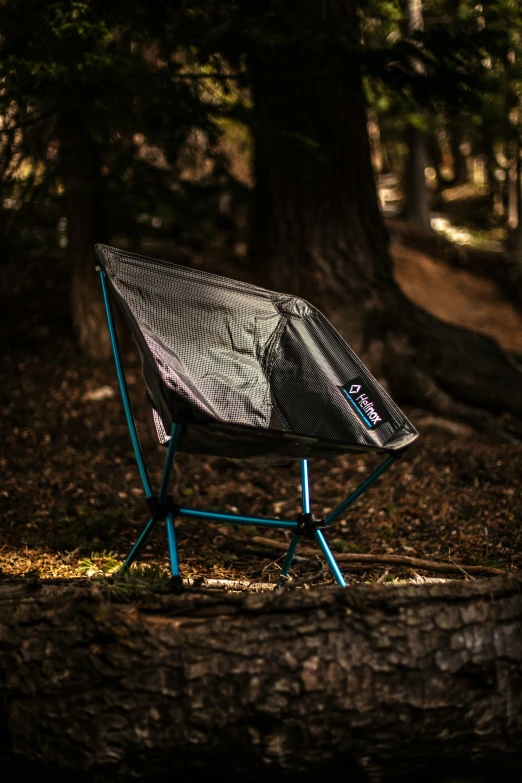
(340, 376, 390, 429)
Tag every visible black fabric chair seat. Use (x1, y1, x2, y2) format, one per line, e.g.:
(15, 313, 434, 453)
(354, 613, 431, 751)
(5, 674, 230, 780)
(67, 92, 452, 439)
(94, 244, 418, 463)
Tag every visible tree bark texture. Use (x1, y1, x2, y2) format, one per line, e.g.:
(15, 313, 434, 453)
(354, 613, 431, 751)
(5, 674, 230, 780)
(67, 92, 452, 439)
(1, 577, 521, 782)
(248, 2, 522, 426)
(57, 114, 111, 359)
(250, 1, 394, 353)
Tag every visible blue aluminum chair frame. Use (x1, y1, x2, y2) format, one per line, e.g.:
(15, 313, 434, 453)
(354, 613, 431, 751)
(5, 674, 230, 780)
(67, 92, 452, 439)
(99, 269, 398, 591)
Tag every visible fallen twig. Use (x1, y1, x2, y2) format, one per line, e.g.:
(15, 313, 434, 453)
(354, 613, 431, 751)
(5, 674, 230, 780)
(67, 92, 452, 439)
(185, 577, 276, 592)
(252, 537, 507, 577)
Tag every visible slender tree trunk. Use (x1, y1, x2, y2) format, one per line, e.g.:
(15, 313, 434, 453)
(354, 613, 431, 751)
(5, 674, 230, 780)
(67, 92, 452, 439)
(404, 125, 431, 227)
(482, 132, 503, 215)
(507, 142, 518, 231)
(248, 1, 522, 426)
(57, 115, 111, 359)
(449, 120, 469, 185)
(1, 578, 521, 782)
(426, 123, 443, 185)
(368, 112, 384, 174)
(404, 0, 431, 229)
(508, 140, 522, 261)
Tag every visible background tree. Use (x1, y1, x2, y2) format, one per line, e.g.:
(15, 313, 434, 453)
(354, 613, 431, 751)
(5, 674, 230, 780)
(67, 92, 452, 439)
(0, 1, 221, 357)
(403, 0, 431, 229)
(1, 0, 522, 430)
(203, 0, 522, 431)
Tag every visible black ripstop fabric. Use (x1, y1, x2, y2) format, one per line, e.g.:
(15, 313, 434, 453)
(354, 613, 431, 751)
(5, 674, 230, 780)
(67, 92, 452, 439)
(95, 244, 418, 463)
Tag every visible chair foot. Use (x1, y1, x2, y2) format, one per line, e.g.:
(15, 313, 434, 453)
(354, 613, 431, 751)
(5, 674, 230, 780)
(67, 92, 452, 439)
(275, 574, 290, 589)
(168, 575, 184, 594)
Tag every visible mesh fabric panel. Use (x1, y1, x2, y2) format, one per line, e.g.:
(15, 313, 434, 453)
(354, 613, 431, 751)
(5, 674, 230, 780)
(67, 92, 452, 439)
(95, 244, 417, 461)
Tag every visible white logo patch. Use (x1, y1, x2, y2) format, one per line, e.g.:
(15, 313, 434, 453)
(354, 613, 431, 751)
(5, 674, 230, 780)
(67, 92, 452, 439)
(342, 376, 389, 429)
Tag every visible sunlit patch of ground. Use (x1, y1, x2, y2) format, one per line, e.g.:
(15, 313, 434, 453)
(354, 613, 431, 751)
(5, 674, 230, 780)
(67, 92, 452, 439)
(430, 214, 506, 251)
(0, 545, 80, 579)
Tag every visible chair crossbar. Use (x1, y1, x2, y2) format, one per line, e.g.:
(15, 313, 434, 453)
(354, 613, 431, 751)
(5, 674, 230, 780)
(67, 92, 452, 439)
(177, 507, 299, 530)
(323, 455, 397, 526)
(99, 268, 399, 591)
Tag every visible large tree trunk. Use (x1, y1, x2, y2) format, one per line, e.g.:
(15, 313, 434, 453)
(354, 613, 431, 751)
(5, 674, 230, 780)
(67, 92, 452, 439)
(249, 1, 522, 428)
(250, 2, 393, 355)
(57, 114, 111, 359)
(1, 578, 521, 782)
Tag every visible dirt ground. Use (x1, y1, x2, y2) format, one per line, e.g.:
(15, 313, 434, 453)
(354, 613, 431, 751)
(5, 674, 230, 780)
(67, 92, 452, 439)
(1, 244, 521, 587)
(393, 245, 522, 352)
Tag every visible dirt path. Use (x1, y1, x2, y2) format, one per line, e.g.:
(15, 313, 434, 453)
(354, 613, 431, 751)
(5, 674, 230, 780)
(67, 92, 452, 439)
(392, 246, 522, 352)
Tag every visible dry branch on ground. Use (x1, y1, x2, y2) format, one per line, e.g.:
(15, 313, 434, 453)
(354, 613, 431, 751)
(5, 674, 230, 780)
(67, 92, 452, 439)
(251, 536, 506, 577)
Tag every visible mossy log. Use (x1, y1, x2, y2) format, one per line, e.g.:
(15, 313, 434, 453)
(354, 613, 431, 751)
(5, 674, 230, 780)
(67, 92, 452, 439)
(0, 577, 521, 782)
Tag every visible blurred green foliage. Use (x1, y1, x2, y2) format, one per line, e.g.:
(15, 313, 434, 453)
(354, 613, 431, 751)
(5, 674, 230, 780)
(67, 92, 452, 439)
(0, 0, 250, 256)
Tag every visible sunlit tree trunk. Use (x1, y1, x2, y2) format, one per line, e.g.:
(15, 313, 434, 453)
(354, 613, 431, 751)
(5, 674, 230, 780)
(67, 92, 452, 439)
(403, 0, 431, 229)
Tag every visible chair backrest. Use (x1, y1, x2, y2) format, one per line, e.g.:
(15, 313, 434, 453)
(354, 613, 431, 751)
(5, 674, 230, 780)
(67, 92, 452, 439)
(95, 244, 417, 451)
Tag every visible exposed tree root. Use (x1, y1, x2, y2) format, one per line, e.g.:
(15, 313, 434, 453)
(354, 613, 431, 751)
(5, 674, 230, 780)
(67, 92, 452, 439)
(371, 289, 522, 437)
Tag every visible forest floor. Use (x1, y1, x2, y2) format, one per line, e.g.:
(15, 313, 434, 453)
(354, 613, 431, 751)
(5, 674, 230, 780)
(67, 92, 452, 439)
(1, 234, 521, 588)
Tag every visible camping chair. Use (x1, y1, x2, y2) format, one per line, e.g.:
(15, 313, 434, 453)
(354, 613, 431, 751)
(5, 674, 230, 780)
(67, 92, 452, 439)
(95, 244, 418, 591)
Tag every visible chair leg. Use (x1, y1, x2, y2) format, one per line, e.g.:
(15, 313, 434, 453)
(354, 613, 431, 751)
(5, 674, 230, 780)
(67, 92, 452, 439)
(159, 422, 183, 506)
(323, 455, 397, 527)
(166, 510, 183, 592)
(314, 529, 347, 587)
(277, 458, 313, 589)
(100, 269, 153, 497)
(118, 517, 157, 576)
(276, 534, 300, 588)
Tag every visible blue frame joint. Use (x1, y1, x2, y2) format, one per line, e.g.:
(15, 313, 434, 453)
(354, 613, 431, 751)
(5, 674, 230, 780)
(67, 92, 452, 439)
(295, 512, 327, 540)
(146, 495, 178, 522)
